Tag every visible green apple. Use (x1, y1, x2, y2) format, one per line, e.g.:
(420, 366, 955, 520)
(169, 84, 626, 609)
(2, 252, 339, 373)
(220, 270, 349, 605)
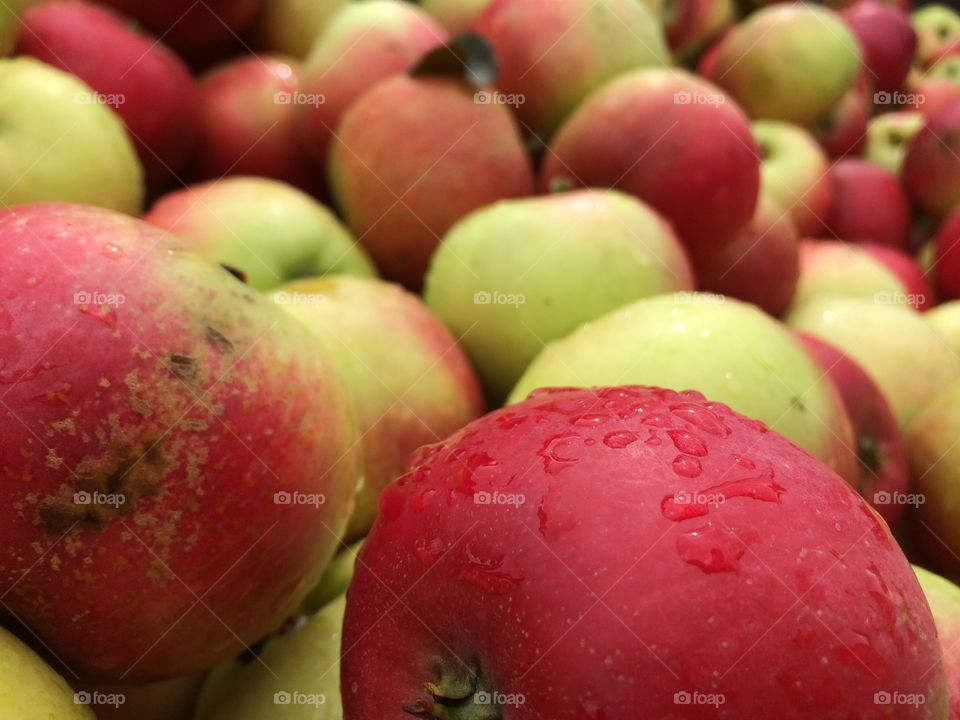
(912, 4, 960, 69)
(303, 540, 363, 614)
(0, 57, 143, 213)
(928, 301, 960, 356)
(913, 565, 960, 696)
(194, 595, 346, 720)
(753, 120, 831, 236)
(419, 0, 493, 33)
(0, 625, 93, 719)
(510, 292, 859, 483)
(865, 112, 924, 176)
(424, 189, 694, 402)
(254, 0, 349, 57)
(786, 297, 960, 429)
(144, 177, 376, 290)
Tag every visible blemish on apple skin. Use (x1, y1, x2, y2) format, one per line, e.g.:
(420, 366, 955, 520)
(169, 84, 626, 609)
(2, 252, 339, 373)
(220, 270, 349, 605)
(205, 325, 233, 353)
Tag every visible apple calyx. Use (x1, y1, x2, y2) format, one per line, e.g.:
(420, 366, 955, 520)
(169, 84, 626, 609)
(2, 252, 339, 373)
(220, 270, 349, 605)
(402, 663, 500, 720)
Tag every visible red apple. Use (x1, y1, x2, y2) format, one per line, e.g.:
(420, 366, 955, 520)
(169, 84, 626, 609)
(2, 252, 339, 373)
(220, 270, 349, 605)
(903, 101, 960, 217)
(0, 203, 359, 680)
(342, 385, 946, 718)
(664, 0, 736, 61)
(934, 207, 960, 300)
(16, 0, 199, 193)
(842, 0, 916, 94)
(813, 75, 869, 158)
(797, 333, 910, 526)
(909, 75, 960, 117)
(822, 159, 910, 248)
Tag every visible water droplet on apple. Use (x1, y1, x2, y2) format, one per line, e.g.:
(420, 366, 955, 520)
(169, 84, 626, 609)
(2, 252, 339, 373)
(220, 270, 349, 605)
(672, 454, 702, 478)
(538, 433, 580, 474)
(603, 431, 638, 449)
(667, 429, 708, 457)
(676, 523, 756, 573)
(102, 243, 123, 259)
(415, 536, 446, 567)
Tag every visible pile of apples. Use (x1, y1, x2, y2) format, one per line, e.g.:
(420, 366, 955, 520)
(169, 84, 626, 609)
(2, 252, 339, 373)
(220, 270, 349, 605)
(3, 0, 960, 717)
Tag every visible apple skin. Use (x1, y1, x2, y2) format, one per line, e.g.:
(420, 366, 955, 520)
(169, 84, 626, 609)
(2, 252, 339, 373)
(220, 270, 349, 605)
(294, 1, 447, 181)
(253, 0, 348, 58)
(822, 159, 910, 248)
(420, 0, 494, 34)
(273, 275, 485, 540)
(935, 210, 960, 301)
(753, 119, 831, 237)
(342, 385, 945, 719)
(696, 196, 800, 317)
(0, 57, 143, 214)
(17, 0, 199, 194)
(192, 55, 316, 193)
(786, 296, 960, 430)
(905, 66, 960, 117)
(812, 75, 869, 158)
(712, 5, 861, 126)
(0, 203, 360, 681)
(841, 0, 916, 94)
(510, 293, 859, 483)
(329, 74, 535, 290)
(540, 69, 760, 269)
(302, 539, 362, 614)
(912, 5, 960, 69)
(797, 333, 909, 526)
(143, 176, 376, 291)
(913, 566, 960, 720)
(928, 300, 960, 356)
(664, 0, 736, 61)
(474, 0, 669, 140)
(423, 189, 694, 402)
(0, 625, 94, 719)
(865, 111, 924, 174)
(904, 103, 960, 218)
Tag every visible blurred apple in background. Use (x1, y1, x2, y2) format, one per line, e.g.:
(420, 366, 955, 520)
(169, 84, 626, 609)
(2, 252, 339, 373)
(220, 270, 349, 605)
(420, 0, 494, 33)
(663, 0, 736, 62)
(927, 299, 960, 354)
(295, 1, 447, 185)
(253, 0, 348, 58)
(913, 566, 960, 719)
(812, 74, 870, 157)
(865, 111, 924, 173)
(842, 0, 916, 93)
(904, 102, 960, 217)
(933, 208, 960, 301)
(822, 159, 911, 247)
(511, 293, 859, 483)
(274, 275, 484, 540)
(17, 0, 200, 194)
(424, 189, 694, 401)
(475, 0, 669, 141)
(911, 4, 960, 69)
(145, 176, 375, 290)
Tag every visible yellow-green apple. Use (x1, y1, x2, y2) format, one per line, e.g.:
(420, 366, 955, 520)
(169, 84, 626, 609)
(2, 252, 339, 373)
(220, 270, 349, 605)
(17, 0, 199, 193)
(302, 540, 362, 614)
(193, 55, 316, 193)
(0, 0, 30, 55)
(663, 0, 736, 62)
(144, 176, 375, 291)
(842, 0, 917, 93)
(696, 196, 800, 317)
(273, 275, 484, 540)
(329, 73, 534, 289)
(194, 595, 346, 720)
(753, 119, 831, 237)
(904, 103, 960, 217)
(0, 203, 360, 680)
(0, 58, 143, 213)
(295, 1, 446, 181)
(712, 5, 861, 126)
(0, 625, 93, 719)
(914, 566, 960, 718)
(540, 69, 760, 271)
(928, 300, 960, 354)
(865, 111, 924, 174)
(787, 296, 960, 429)
(912, 5, 960, 69)
(342, 385, 945, 718)
(792, 240, 933, 312)
(423, 189, 694, 402)
(797, 333, 909, 526)
(253, 0, 348, 58)
(420, 0, 494, 34)
(812, 74, 870, 158)
(934, 209, 960, 300)
(511, 293, 858, 482)
(823, 159, 911, 248)
(474, 0, 669, 140)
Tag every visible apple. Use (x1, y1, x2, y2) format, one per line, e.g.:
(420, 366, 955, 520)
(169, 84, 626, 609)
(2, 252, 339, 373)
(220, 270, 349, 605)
(540, 68, 760, 270)
(906, 65, 960, 116)
(423, 189, 694, 402)
(0, 625, 94, 719)
(822, 159, 911, 248)
(712, 5, 861, 126)
(273, 275, 485, 540)
(420, 0, 494, 34)
(786, 296, 960, 429)
(17, 0, 199, 194)
(842, 0, 916, 94)
(474, 0, 669, 140)
(0, 0, 30, 55)
(695, 196, 800, 317)
(0, 57, 142, 214)
(194, 595, 346, 720)
(143, 176, 375, 291)
(812, 75, 869, 158)
(797, 333, 909, 526)
(0, 203, 360, 680)
(934, 208, 960, 301)
(342, 385, 945, 718)
(510, 293, 858, 483)
(928, 302, 960, 356)
(295, 1, 447, 181)
(329, 73, 534, 289)
(253, 0, 348, 58)
(753, 119, 831, 237)
(865, 111, 924, 174)
(192, 55, 316, 193)
(913, 566, 960, 719)
(663, 0, 736, 61)
(903, 102, 960, 217)
(912, 4, 960, 69)
(302, 540, 362, 614)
